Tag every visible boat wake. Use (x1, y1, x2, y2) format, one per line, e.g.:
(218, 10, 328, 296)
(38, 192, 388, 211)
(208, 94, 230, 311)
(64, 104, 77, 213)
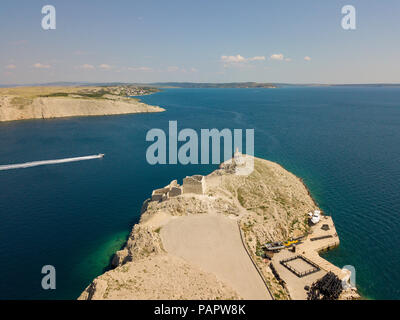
(0, 154, 104, 171)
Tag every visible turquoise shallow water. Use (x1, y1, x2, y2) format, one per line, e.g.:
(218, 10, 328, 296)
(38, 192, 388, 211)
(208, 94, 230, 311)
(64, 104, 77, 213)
(0, 87, 399, 299)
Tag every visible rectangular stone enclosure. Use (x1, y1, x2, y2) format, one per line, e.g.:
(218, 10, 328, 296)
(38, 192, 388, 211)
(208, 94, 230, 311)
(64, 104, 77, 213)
(183, 175, 206, 195)
(280, 255, 320, 278)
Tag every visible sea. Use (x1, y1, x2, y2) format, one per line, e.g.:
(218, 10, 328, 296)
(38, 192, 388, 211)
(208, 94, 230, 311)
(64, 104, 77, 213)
(0, 86, 399, 299)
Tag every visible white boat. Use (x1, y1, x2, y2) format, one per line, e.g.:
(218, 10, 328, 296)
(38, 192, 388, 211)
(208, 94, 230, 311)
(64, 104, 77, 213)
(309, 210, 321, 224)
(0, 154, 105, 171)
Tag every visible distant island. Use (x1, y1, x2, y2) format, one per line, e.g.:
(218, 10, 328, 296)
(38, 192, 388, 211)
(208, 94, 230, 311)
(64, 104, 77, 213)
(150, 82, 277, 88)
(0, 82, 278, 89)
(79, 153, 359, 300)
(0, 85, 164, 122)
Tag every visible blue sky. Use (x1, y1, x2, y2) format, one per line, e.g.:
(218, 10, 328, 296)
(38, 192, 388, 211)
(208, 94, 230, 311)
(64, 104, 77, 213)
(1, 0, 400, 84)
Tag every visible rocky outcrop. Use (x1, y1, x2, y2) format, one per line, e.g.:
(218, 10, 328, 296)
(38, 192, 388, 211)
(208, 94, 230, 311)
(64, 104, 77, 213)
(111, 224, 163, 267)
(79, 254, 240, 300)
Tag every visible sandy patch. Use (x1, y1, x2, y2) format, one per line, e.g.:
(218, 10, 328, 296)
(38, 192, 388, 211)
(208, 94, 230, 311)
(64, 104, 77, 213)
(160, 214, 271, 300)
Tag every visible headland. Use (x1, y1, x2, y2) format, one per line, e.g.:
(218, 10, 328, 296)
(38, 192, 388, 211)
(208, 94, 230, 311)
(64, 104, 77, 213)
(0, 85, 164, 122)
(79, 154, 359, 300)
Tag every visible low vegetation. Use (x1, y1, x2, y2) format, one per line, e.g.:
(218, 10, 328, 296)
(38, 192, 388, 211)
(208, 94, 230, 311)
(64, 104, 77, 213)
(0, 85, 160, 103)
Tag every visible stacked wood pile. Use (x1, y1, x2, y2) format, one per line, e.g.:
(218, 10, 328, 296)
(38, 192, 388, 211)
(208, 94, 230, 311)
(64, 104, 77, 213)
(307, 272, 343, 300)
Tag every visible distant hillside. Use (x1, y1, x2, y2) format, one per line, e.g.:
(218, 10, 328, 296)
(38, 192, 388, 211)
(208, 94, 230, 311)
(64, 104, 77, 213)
(150, 82, 277, 88)
(0, 85, 163, 122)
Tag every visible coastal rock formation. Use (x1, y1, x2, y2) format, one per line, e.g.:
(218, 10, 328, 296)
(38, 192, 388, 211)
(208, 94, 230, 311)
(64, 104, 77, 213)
(80, 254, 239, 300)
(111, 224, 163, 267)
(0, 86, 164, 122)
(79, 155, 358, 300)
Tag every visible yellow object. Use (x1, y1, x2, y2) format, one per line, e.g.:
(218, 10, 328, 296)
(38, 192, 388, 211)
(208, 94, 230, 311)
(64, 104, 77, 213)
(284, 240, 299, 247)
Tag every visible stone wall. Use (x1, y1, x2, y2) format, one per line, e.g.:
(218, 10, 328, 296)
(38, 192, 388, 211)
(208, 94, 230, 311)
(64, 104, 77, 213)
(183, 175, 206, 195)
(151, 180, 183, 202)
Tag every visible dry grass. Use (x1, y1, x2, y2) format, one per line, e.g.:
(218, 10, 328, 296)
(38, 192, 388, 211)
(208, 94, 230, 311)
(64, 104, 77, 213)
(0, 86, 102, 98)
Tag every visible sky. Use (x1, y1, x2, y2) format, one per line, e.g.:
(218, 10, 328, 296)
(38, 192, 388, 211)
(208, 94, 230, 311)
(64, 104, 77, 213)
(1, 0, 400, 85)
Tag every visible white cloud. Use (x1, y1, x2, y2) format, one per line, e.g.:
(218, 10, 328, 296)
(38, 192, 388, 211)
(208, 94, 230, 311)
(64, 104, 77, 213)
(221, 54, 266, 64)
(33, 63, 51, 69)
(99, 64, 112, 70)
(221, 55, 266, 68)
(221, 55, 247, 63)
(270, 54, 284, 61)
(304, 56, 312, 61)
(5, 64, 16, 70)
(78, 64, 95, 70)
(248, 56, 266, 61)
(128, 66, 153, 72)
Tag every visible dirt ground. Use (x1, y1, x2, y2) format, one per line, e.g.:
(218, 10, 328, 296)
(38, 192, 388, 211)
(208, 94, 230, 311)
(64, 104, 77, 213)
(160, 214, 272, 300)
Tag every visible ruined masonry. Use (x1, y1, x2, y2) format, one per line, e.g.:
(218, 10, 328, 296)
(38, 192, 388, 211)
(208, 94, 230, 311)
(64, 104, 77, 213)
(151, 175, 206, 203)
(150, 151, 247, 202)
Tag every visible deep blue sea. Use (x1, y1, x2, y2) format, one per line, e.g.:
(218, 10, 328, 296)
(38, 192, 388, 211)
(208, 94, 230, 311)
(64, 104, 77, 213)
(0, 87, 399, 299)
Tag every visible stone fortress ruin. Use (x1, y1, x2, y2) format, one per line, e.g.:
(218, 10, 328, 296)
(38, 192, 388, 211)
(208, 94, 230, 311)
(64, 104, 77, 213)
(150, 175, 206, 203)
(182, 175, 206, 195)
(150, 150, 249, 203)
(219, 148, 252, 175)
(151, 179, 183, 202)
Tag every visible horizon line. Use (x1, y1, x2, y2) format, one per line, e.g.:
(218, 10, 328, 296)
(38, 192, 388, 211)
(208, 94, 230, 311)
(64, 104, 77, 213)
(2, 81, 400, 88)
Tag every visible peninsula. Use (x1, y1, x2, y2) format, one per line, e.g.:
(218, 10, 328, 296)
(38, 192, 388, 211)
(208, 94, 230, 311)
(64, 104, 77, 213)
(0, 85, 164, 122)
(79, 153, 359, 300)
